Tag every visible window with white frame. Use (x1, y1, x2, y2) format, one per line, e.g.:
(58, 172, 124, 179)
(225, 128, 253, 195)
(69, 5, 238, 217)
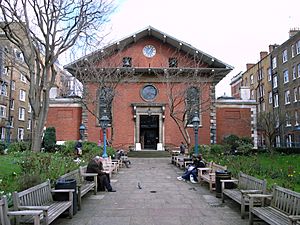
(283, 70, 289, 83)
(11, 80, 15, 90)
(275, 135, 280, 147)
(250, 74, 254, 84)
(292, 66, 296, 80)
(18, 107, 25, 121)
(294, 88, 298, 102)
(20, 73, 27, 83)
(27, 119, 31, 130)
(272, 56, 277, 69)
(285, 90, 291, 104)
(258, 69, 263, 80)
(19, 89, 26, 101)
(1, 83, 7, 96)
(2, 67, 7, 76)
(274, 94, 279, 107)
(259, 84, 264, 98)
(298, 64, 300, 77)
(0, 105, 6, 117)
(275, 115, 280, 128)
(251, 90, 254, 99)
(286, 134, 292, 147)
(268, 92, 273, 104)
(291, 44, 295, 58)
(296, 40, 300, 55)
(282, 49, 288, 63)
(286, 112, 291, 126)
(295, 111, 299, 125)
(10, 116, 14, 128)
(14, 49, 24, 62)
(28, 103, 32, 113)
(17, 128, 24, 141)
(273, 75, 278, 88)
(10, 99, 14, 110)
(268, 68, 272, 81)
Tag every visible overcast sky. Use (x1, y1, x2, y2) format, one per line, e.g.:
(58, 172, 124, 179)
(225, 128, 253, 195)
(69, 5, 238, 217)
(103, 0, 300, 97)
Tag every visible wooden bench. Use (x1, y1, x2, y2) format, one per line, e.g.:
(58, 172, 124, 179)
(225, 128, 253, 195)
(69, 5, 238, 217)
(173, 155, 192, 169)
(221, 172, 267, 219)
(198, 162, 227, 192)
(13, 179, 73, 225)
(248, 185, 300, 225)
(59, 168, 97, 210)
(1, 195, 43, 225)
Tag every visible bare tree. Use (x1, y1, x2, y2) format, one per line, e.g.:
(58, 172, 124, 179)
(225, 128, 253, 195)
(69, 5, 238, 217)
(66, 50, 137, 142)
(257, 110, 285, 152)
(157, 68, 222, 150)
(0, 0, 114, 151)
(151, 49, 225, 150)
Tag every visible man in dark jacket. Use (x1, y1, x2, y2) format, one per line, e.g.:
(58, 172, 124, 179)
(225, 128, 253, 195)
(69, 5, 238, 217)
(86, 156, 116, 192)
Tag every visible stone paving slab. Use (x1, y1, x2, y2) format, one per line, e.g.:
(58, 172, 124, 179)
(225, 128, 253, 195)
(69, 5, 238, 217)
(51, 158, 266, 225)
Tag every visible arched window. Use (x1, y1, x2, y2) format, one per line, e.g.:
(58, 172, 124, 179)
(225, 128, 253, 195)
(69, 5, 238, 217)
(99, 87, 113, 124)
(186, 87, 199, 125)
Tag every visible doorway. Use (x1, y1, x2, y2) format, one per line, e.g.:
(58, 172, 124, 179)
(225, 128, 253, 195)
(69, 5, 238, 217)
(140, 115, 159, 149)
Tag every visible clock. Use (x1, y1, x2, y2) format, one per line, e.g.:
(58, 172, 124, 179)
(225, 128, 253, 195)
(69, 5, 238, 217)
(141, 85, 157, 101)
(143, 45, 156, 58)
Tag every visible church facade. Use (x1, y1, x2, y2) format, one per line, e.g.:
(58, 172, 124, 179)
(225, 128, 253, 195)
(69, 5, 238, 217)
(62, 26, 233, 150)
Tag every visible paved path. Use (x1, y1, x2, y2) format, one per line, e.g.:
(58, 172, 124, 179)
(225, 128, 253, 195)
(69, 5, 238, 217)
(52, 158, 255, 225)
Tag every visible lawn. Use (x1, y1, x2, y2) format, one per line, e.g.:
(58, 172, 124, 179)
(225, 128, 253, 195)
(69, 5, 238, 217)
(205, 153, 300, 192)
(0, 151, 299, 196)
(0, 155, 22, 194)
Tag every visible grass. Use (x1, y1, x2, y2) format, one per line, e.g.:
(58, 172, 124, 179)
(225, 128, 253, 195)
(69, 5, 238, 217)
(0, 155, 22, 194)
(205, 153, 300, 192)
(0, 155, 21, 178)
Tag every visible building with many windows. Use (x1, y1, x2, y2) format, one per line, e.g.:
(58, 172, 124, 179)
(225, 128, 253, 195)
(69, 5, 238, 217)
(0, 28, 70, 143)
(237, 29, 300, 148)
(270, 29, 300, 147)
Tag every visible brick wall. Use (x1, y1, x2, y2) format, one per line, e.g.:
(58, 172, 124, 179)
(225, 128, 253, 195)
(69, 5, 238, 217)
(46, 101, 82, 141)
(216, 107, 252, 143)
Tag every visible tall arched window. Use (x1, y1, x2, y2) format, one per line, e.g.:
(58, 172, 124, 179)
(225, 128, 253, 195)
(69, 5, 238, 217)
(186, 87, 199, 125)
(99, 87, 113, 124)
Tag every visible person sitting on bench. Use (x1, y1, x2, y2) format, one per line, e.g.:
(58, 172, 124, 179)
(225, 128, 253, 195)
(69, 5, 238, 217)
(85, 156, 116, 192)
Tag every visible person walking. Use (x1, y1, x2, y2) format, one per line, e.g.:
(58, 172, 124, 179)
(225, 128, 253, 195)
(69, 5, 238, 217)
(180, 142, 186, 154)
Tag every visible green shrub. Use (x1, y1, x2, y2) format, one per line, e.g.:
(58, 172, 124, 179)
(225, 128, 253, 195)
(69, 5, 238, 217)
(43, 127, 57, 152)
(0, 142, 6, 154)
(7, 141, 31, 153)
(223, 134, 240, 150)
(236, 141, 253, 155)
(210, 144, 224, 155)
(60, 140, 76, 156)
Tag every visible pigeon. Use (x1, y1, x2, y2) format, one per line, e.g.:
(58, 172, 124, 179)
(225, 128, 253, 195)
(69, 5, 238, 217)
(137, 182, 142, 189)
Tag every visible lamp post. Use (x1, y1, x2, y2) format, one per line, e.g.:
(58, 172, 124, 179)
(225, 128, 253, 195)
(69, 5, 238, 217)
(79, 124, 86, 140)
(99, 115, 110, 158)
(192, 113, 200, 156)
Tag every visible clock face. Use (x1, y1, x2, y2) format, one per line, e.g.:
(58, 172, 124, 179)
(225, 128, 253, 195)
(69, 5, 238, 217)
(143, 45, 156, 58)
(141, 85, 157, 101)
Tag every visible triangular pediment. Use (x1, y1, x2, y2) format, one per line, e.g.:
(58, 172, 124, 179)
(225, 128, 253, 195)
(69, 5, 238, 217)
(65, 26, 233, 82)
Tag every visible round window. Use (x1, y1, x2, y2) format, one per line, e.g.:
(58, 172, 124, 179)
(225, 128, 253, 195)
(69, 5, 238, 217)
(141, 85, 157, 101)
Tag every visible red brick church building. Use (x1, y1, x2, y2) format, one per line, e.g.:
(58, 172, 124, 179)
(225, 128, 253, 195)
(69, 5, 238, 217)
(48, 26, 250, 150)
